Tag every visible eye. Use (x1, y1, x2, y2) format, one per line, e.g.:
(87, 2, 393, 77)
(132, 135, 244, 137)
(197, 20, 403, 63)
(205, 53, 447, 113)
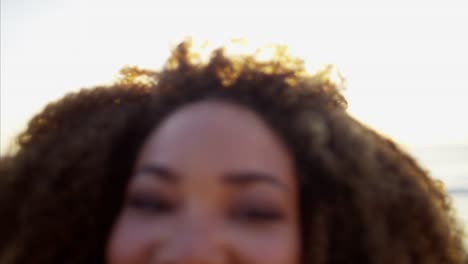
(232, 206, 285, 224)
(126, 194, 174, 215)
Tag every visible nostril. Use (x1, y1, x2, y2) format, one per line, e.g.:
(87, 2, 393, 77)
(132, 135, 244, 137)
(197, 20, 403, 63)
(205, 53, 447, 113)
(154, 223, 225, 264)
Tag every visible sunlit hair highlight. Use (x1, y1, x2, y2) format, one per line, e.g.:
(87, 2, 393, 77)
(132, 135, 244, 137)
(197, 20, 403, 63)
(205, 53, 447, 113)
(0, 40, 466, 264)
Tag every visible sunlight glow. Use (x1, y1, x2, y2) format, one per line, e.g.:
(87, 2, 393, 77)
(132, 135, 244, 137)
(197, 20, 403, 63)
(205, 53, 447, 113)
(2, 0, 468, 239)
(2, 0, 468, 154)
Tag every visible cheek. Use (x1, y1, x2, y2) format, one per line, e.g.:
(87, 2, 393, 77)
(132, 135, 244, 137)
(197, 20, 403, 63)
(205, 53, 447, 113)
(106, 214, 163, 264)
(106, 212, 300, 264)
(230, 227, 300, 264)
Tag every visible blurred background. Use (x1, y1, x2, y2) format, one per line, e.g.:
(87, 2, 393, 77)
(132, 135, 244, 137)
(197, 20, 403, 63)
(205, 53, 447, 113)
(1, 0, 467, 233)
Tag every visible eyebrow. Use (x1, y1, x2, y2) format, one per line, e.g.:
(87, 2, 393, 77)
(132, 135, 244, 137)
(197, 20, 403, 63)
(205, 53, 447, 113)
(135, 164, 178, 183)
(222, 171, 288, 191)
(135, 164, 288, 191)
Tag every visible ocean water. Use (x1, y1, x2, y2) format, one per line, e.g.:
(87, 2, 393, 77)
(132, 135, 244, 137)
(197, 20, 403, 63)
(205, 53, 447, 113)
(452, 196, 468, 230)
(406, 145, 468, 236)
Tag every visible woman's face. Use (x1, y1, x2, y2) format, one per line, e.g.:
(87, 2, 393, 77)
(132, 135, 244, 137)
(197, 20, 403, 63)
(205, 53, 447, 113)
(106, 100, 300, 264)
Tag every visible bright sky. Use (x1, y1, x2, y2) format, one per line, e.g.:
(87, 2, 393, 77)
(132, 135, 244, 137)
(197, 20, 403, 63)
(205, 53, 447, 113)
(1, 0, 468, 154)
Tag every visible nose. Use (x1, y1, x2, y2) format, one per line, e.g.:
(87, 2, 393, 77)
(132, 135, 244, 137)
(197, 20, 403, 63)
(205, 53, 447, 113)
(155, 217, 226, 264)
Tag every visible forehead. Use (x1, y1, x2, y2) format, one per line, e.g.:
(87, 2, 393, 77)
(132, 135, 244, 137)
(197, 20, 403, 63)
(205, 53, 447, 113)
(135, 100, 295, 186)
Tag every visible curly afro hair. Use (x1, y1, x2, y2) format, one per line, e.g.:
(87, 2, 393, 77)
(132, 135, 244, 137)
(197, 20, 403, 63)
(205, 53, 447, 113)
(0, 40, 466, 264)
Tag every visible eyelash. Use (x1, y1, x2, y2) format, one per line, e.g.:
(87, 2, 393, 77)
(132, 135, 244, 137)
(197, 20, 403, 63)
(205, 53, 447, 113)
(127, 194, 174, 214)
(127, 195, 285, 223)
(232, 206, 285, 223)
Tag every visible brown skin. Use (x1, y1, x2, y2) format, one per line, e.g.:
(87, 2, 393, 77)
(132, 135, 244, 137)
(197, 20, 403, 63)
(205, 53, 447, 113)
(107, 101, 300, 264)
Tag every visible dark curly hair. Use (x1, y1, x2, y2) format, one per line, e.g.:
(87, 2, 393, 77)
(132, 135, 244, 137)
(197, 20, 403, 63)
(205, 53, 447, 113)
(0, 40, 466, 264)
